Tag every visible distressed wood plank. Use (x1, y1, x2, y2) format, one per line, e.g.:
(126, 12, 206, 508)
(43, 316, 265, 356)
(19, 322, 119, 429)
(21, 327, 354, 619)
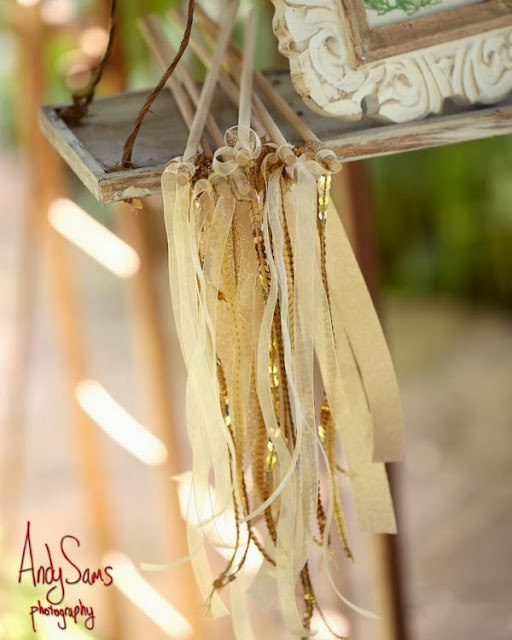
(98, 164, 168, 202)
(39, 72, 512, 203)
(39, 105, 104, 201)
(329, 99, 512, 161)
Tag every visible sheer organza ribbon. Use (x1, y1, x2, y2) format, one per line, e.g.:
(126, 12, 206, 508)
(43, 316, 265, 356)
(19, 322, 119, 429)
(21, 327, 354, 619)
(159, 134, 403, 637)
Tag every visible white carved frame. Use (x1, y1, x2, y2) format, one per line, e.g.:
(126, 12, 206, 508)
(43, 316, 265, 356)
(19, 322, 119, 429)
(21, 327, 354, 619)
(271, 0, 512, 123)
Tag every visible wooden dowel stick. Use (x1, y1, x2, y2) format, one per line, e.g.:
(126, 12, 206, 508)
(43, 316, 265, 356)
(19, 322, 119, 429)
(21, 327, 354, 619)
(238, 7, 256, 148)
(217, 18, 339, 170)
(140, 16, 224, 150)
(183, 0, 239, 163)
(252, 94, 286, 146)
(254, 69, 319, 142)
(176, 12, 294, 164)
(138, 16, 211, 155)
(247, 88, 298, 165)
(195, 6, 320, 145)
(177, 67, 225, 149)
(170, 9, 265, 137)
(189, 13, 295, 165)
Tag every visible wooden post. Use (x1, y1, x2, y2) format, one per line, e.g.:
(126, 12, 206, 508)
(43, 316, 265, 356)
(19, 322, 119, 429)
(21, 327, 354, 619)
(10, 4, 124, 637)
(332, 163, 410, 640)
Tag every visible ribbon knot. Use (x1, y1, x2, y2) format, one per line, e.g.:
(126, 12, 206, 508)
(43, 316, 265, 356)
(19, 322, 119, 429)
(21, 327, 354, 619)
(211, 126, 262, 200)
(166, 157, 197, 185)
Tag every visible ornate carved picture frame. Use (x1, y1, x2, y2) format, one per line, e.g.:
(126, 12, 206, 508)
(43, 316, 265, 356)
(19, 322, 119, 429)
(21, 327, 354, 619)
(271, 0, 512, 122)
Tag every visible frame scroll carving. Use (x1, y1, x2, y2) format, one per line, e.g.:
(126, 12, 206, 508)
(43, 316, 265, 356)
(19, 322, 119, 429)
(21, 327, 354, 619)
(271, 0, 512, 122)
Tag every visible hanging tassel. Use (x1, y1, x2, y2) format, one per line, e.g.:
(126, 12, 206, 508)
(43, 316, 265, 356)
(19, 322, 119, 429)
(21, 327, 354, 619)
(153, 5, 403, 637)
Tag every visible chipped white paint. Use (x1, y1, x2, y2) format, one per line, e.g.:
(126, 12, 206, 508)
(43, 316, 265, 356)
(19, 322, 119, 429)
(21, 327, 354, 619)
(271, 0, 512, 122)
(122, 186, 151, 199)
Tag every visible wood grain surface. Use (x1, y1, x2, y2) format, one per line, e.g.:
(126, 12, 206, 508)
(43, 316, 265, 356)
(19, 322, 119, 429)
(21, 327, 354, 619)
(39, 71, 512, 203)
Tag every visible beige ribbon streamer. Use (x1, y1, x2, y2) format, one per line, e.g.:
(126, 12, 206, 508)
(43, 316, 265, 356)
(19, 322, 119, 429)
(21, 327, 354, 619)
(230, 572, 256, 640)
(160, 133, 403, 634)
(325, 203, 403, 464)
(274, 163, 319, 567)
(312, 249, 397, 534)
(259, 167, 312, 638)
(281, 154, 399, 534)
(162, 165, 234, 617)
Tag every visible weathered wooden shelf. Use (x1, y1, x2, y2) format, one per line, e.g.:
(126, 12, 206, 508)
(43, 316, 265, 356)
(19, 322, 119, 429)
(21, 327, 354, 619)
(39, 70, 512, 203)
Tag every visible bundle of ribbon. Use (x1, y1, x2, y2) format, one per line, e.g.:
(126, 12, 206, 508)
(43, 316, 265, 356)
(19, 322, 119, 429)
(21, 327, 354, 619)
(145, 3, 403, 637)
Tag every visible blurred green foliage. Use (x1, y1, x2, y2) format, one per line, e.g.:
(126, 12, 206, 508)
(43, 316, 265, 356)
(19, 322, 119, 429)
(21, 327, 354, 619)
(364, 0, 442, 17)
(367, 135, 512, 307)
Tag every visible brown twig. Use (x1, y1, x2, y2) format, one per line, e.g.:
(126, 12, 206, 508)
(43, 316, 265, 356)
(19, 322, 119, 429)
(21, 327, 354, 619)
(171, 9, 266, 137)
(138, 15, 212, 155)
(182, 0, 239, 163)
(59, 0, 118, 126)
(121, 0, 196, 168)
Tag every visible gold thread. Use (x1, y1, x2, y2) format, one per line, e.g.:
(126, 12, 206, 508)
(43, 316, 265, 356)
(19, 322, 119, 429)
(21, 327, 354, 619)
(248, 198, 279, 546)
(300, 564, 315, 638)
(316, 173, 353, 560)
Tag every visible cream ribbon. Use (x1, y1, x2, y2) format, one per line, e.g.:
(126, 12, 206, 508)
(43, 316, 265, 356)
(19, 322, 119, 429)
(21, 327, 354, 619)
(325, 201, 403, 464)
(280, 153, 400, 535)
(258, 166, 311, 637)
(212, 126, 261, 200)
(162, 162, 235, 618)
(160, 140, 403, 634)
